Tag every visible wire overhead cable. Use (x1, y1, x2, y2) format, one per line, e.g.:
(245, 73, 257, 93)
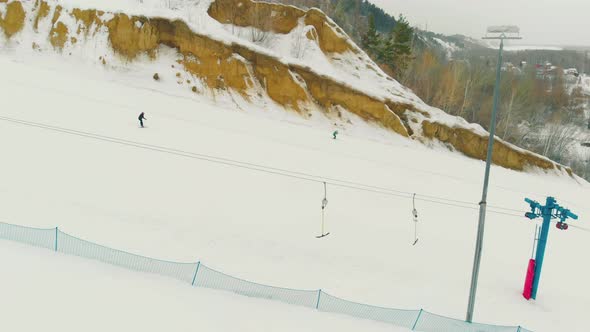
(0, 115, 567, 220)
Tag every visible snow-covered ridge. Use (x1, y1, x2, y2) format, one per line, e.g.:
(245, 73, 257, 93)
(432, 37, 459, 59)
(503, 45, 564, 51)
(0, 0, 573, 175)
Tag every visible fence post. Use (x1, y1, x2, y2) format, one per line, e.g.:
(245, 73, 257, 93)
(412, 309, 423, 330)
(191, 261, 201, 286)
(315, 289, 322, 309)
(54, 227, 58, 252)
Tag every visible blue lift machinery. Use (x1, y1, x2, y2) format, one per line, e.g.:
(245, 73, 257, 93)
(522, 197, 578, 300)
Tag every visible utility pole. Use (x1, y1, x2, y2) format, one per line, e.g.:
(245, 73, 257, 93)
(465, 26, 522, 323)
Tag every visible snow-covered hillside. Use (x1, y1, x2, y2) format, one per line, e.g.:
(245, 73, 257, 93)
(433, 37, 459, 59)
(1, 0, 590, 331)
(1, 43, 590, 332)
(0, 0, 571, 175)
(502, 45, 564, 51)
(580, 74, 590, 96)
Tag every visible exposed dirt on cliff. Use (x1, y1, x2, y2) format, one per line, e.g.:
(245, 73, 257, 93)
(33, 0, 50, 31)
(0, 1, 25, 38)
(207, 0, 355, 54)
(421, 120, 569, 173)
(0, 0, 570, 175)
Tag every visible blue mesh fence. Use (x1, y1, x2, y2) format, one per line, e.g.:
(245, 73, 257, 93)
(56, 230, 197, 284)
(0, 222, 56, 250)
(0, 221, 532, 332)
(195, 264, 319, 308)
(317, 291, 421, 329)
(415, 310, 520, 332)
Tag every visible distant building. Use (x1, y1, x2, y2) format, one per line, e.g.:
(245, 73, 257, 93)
(563, 68, 580, 85)
(564, 68, 579, 77)
(501, 62, 522, 74)
(535, 62, 557, 80)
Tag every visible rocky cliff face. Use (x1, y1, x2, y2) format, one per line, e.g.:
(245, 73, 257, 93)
(0, 0, 25, 38)
(207, 0, 355, 54)
(0, 0, 572, 175)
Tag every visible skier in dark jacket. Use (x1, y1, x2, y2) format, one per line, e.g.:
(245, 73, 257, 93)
(138, 112, 147, 128)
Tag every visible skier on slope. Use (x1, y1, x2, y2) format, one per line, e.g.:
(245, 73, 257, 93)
(138, 112, 147, 128)
(332, 130, 338, 139)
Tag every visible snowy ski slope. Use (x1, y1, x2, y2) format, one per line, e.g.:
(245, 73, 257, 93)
(0, 240, 410, 332)
(0, 50, 589, 331)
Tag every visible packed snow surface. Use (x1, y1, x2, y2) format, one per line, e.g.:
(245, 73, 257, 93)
(1, 45, 589, 332)
(0, 0, 589, 329)
(0, 241, 410, 332)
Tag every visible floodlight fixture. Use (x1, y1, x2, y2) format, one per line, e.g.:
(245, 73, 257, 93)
(487, 25, 520, 34)
(483, 25, 522, 40)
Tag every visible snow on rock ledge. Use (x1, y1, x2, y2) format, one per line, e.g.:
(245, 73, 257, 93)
(0, 0, 572, 176)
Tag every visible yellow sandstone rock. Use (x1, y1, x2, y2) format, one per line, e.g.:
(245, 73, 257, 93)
(0, 0, 568, 174)
(0, 1, 26, 38)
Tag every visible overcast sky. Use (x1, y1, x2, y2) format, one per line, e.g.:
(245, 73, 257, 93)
(369, 0, 590, 47)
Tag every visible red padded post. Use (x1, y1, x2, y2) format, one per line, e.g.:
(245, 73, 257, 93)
(523, 259, 536, 300)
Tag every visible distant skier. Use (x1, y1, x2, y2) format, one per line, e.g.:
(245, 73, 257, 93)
(332, 130, 338, 139)
(138, 112, 147, 128)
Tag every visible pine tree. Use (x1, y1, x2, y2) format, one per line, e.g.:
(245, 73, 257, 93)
(361, 14, 380, 56)
(390, 15, 413, 77)
(380, 28, 395, 66)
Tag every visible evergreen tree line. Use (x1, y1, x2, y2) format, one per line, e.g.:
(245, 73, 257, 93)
(361, 14, 413, 77)
(269, 0, 414, 76)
